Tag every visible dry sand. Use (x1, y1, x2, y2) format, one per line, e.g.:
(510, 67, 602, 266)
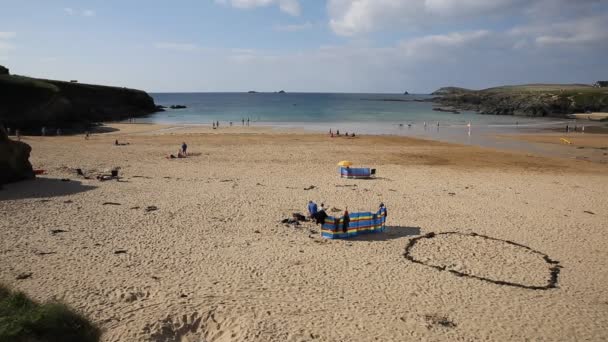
(569, 112, 608, 121)
(2, 124, 608, 341)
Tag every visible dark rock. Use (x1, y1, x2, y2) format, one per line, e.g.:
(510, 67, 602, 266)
(433, 107, 461, 114)
(403, 91, 409, 95)
(145, 205, 158, 212)
(248, 91, 257, 94)
(51, 229, 67, 235)
(0, 65, 8, 75)
(114, 250, 127, 254)
(169, 105, 187, 109)
(278, 90, 286, 94)
(16, 272, 32, 280)
(0, 128, 34, 184)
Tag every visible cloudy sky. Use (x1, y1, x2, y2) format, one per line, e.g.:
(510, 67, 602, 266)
(1, 0, 607, 92)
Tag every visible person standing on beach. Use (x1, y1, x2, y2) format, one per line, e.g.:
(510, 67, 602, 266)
(342, 208, 350, 233)
(41, 126, 46, 136)
(217, 121, 220, 128)
(378, 203, 387, 223)
(181, 142, 188, 156)
(247, 118, 250, 126)
(242, 118, 245, 126)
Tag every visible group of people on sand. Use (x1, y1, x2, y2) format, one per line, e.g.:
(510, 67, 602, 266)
(329, 129, 355, 138)
(213, 118, 251, 128)
(167, 142, 188, 159)
(565, 124, 585, 133)
(307, 201, 387, 233)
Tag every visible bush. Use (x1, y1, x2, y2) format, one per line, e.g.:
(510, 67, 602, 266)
(0, 285, 100, 342)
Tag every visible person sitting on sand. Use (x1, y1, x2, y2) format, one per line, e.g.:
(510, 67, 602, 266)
(181, 142, 188, 156)
(351, 132, 355, 137)
(315, 203, 328, 225)
(307, 201, 318, 219)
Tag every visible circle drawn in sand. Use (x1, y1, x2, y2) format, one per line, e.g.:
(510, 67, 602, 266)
(404, 232, 561, 290)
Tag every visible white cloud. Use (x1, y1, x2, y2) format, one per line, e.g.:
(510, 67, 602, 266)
(154, 42, 200, 52)
(0, 32, 16, 39)
(215, 0, 301, 16)
(327, 0, 604, 36)
(274, 21, 313, 32)
(64, 7, 96, 17)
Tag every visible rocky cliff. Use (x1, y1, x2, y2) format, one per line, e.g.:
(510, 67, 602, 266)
(435, 84, 608, 117)
(0, 67, 158, 130)
(0, 127, 34, 184)
(433, 84, 608, 117)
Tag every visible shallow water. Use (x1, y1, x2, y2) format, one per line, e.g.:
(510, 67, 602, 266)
(140, 93, 599, 160)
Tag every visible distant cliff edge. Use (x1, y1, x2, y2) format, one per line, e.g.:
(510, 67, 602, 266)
(0, 66, 159, 129)
(432, 84, 608, 117)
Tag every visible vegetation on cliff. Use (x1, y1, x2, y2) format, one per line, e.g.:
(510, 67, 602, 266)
(0, 66, 158, 130)
(433, 84, 608, 117)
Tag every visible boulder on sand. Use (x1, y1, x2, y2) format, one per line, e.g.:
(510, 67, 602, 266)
(0, 127, 34, 184)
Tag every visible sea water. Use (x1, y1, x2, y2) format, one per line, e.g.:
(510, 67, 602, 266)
(145, 93, 574, 155)
(148, 92, 558, 129)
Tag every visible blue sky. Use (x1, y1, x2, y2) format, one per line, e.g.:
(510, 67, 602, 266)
(1, 0, 607, 93)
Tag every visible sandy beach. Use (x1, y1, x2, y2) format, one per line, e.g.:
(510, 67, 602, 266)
(1, 124, 608, 341)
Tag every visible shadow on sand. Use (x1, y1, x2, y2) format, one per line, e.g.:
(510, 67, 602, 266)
(0, 177, 97, 201)
(350, 226, 421, 242)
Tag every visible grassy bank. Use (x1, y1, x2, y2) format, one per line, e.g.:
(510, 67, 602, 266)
(0, 285, 100, 342)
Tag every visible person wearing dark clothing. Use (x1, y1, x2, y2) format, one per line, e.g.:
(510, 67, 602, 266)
(181, 142, 188, 156)
(314, 203, 328, 225)
(342, 209, 350, 233)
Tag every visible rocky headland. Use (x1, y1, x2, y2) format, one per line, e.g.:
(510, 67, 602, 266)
(0, 66, 159, 130)
(433, 84, 608, 117)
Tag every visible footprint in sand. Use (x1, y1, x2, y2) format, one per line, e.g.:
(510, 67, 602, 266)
(145, 308, 248, 342)
(108, 286, 153, 303)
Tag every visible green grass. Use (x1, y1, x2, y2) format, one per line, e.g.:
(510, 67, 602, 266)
(0, 285, 100, 342)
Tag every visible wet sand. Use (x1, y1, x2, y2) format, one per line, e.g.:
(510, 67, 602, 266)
(1, 124, 608, 341)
